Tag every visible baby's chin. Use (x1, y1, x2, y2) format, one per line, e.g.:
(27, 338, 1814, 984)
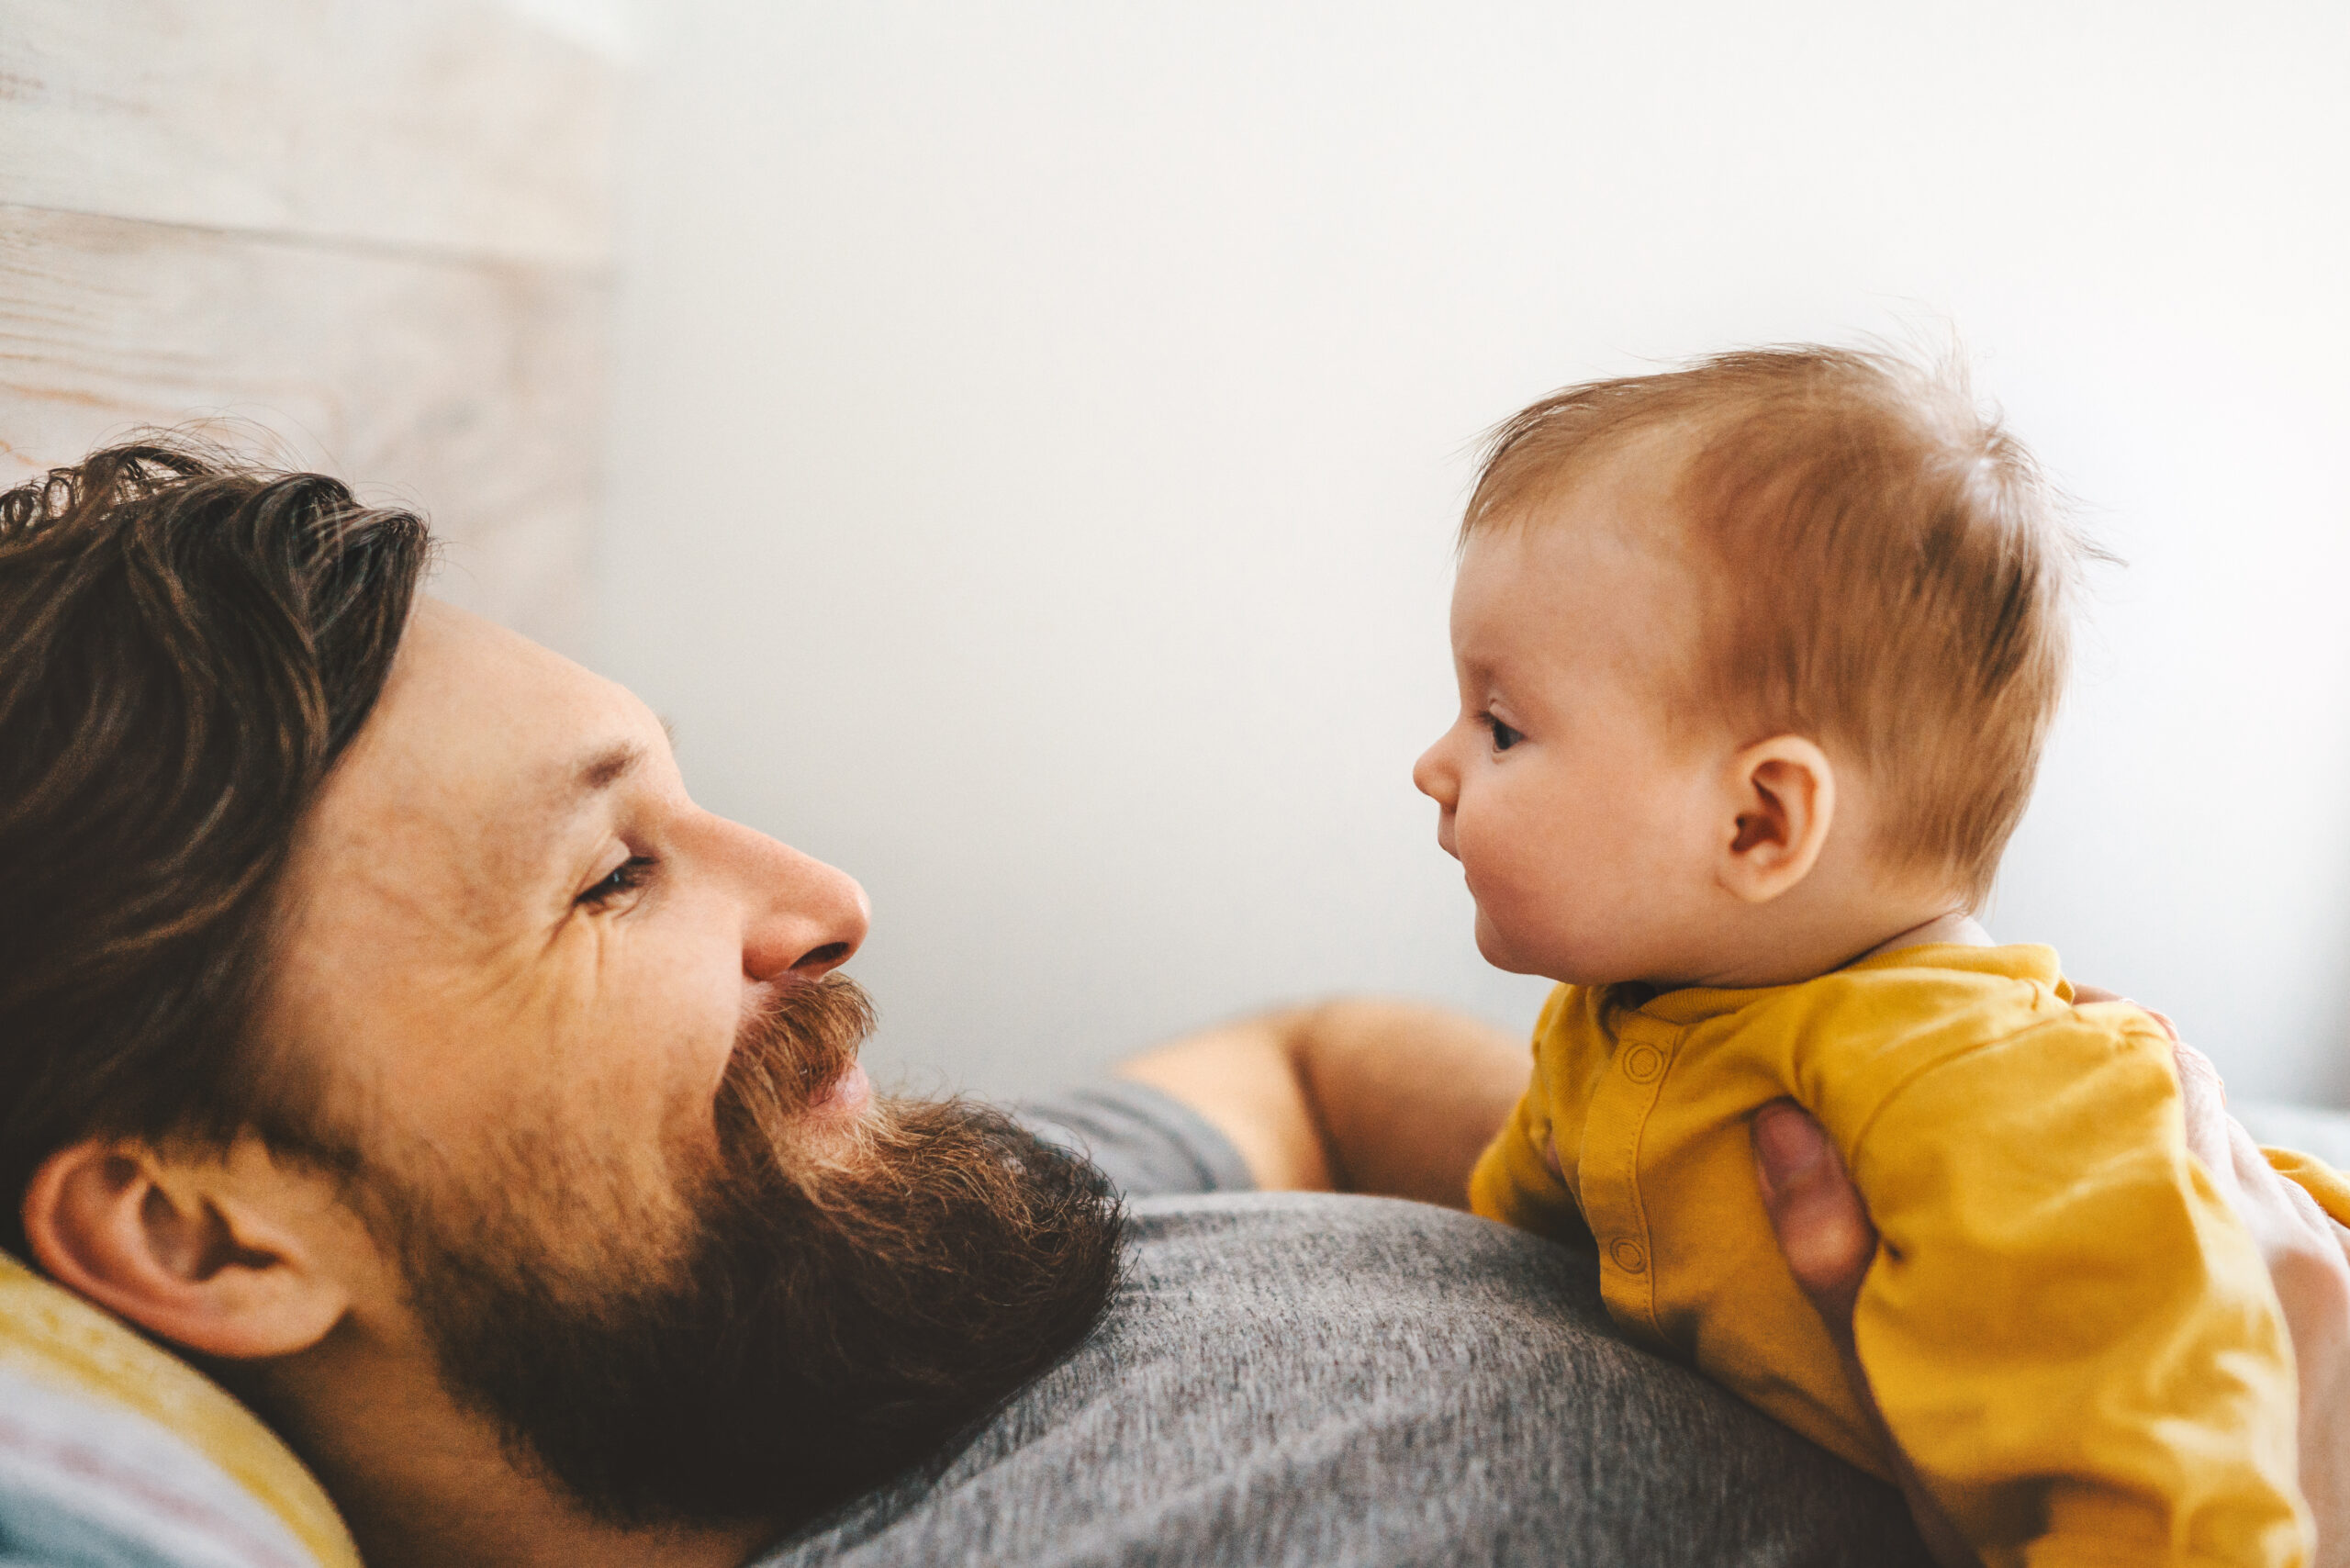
(1472, 911, 1570, 980)
(1473, 911, 1658, 988)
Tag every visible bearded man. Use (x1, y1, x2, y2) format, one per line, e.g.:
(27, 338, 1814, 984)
(5, 443, 2347, 1568)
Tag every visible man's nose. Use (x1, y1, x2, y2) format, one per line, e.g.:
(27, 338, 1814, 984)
(733, 829, 871, 981)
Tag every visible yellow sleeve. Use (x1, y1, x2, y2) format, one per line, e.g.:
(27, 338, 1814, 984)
(1839, 1004, 2308, 1568)
(2265, 1145, 2350, 1228)
(1467, 991, 1595, 1248)
(1468, 1083, 1592, 1245)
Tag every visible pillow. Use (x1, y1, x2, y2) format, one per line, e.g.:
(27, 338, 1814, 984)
(0, 1253, 360, 1568)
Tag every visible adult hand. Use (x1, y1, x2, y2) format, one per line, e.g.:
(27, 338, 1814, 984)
(1750, 1099, 1977, 1567)
(2165, 1034, 2350, 1566)
(1754, 998, 2350, 1568)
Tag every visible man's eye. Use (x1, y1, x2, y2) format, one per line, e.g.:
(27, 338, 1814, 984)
(578, 856, 656, 908)
(1483, 716, 1523, 752)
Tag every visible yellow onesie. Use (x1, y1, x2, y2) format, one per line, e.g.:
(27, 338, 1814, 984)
(1471, 942, 2350, 1567)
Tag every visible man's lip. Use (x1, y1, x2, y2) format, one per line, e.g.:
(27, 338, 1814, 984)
(810, 1062, 871, 1118)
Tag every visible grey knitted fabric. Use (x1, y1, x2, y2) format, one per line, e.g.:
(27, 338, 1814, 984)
(755, 1084, 1934, 1567)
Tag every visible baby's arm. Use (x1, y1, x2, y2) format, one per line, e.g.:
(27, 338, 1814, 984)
(1466, 1083, 1594, 1245)
(1463, 987, 1598, 1245)
(1838, 1005, 2308, 1565)
(1762, 1029, 2350, 1568)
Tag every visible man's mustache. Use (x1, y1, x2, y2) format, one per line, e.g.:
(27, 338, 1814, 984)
(382, 958, 1125, 1534)
(720, 971, 878, 1151)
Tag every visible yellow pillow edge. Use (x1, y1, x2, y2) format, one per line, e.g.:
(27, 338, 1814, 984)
(0, 1253, 364, 1568)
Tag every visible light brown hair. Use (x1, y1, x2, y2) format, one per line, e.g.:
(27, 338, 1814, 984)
(1465, 345, 2087, 905)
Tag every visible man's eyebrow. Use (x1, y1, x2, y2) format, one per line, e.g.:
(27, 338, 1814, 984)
(572, 740, 648, 797)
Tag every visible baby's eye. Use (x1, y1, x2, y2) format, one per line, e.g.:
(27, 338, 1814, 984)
(1483, 715, 1522, 753)
(578, 856, 657, 909)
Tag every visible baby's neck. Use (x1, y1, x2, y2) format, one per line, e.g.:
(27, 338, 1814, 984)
(1649, 897, 1991, 992)
(1859, 909, 1995, 961)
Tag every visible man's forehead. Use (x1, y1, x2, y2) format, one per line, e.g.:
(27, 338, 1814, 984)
(313, 600, 655, 857)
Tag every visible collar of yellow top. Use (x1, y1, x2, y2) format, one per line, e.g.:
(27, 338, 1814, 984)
(0, 1249, 364, 1568)
(1609, 942, 2067, 1028)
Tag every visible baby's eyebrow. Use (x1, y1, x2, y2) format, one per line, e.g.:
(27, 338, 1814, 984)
(1455, 647, 1501, 684)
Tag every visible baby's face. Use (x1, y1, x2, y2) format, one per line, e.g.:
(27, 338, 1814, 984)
(1414, 479, 1725, 986)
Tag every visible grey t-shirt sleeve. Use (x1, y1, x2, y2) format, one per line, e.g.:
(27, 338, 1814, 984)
(1013, 1079, 1256, 1198)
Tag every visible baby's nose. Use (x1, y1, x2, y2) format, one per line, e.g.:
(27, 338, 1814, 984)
(1411, 743, 1453, 804)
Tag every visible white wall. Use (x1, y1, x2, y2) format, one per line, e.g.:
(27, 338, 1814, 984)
(603, 1, 2350, 1104)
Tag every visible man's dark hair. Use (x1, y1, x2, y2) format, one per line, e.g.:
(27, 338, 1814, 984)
(0, 440, 430, 1256)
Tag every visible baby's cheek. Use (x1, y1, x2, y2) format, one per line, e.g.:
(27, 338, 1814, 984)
(1469, 846, 1594, 975)
(1460, 818, 1539, 913)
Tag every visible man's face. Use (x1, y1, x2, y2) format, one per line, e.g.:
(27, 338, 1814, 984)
(268, 599, 873, 1266)
(258, 600, 1121, 1529)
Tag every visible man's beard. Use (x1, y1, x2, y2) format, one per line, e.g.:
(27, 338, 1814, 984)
(364, 977, 1125, 1532)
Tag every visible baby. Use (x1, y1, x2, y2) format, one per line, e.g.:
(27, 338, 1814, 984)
(1414, 346, 2350, 1566)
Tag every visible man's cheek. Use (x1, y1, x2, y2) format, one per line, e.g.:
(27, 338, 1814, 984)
(608, 939, 739, 1096)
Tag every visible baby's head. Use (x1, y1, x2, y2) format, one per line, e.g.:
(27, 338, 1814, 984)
(1414, 345, 2086, 989)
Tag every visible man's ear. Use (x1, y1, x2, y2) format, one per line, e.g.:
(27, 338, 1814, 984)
(20, 1137, 352, 1361)
(1717, 734, 1837, 904)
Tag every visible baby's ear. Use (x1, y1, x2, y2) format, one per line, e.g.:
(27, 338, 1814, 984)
(1717, 735, 1836, 903)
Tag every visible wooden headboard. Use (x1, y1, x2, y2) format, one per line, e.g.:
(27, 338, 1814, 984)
(0, 0, 616, 655)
